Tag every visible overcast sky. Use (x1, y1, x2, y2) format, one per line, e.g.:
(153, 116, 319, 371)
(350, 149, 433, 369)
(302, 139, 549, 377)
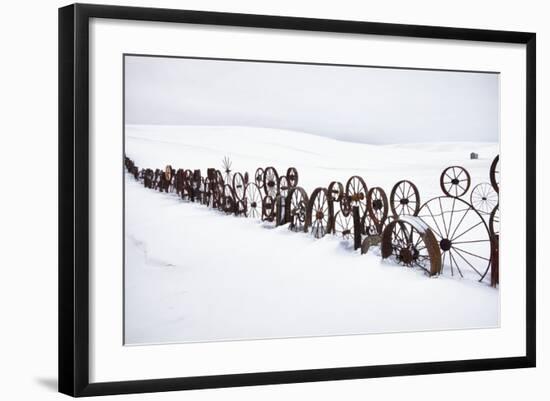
(125, 55, 499, 144)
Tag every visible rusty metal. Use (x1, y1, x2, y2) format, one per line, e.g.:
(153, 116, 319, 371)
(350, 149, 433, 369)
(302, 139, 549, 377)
(440, 166, 471, 198)
(366, 187, 389, 234)
(278, 175, 290, 198)
(417, 196, 491, 281)
(254, 167, 264, 189)
(243, 183, 263, 219)
(352, 206, 361, 250)
(232, 172, 245, 200)
(263, 166, 279, 197)
(333, 210, 353, 240)
(286, 167, 299, 187)
(470, 182, 498, 215)
(340, 195, 351, 217)
(360, 235, 381, 254)
(390, 180, 420, 217)
(490, 155, 500, 193)
(262, 195, 276, 222)
(345, 176, 368, 217)
(306, 187, 334, 238)
(286, 186, 309, 232)
(328, 181, 344, 202)
(381, 216, 441, 276)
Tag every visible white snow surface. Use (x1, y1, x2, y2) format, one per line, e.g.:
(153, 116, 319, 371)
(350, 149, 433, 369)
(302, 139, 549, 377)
(124, 125, 499, 345)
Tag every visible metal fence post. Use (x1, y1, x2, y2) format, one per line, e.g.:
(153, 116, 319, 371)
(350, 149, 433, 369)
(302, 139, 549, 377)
(352, 206, 361, 250)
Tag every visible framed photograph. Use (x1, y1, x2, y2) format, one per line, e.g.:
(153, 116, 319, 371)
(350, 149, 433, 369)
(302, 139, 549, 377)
(59, 3, 536, 397)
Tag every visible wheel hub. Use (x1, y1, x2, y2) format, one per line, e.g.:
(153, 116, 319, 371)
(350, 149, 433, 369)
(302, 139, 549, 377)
(373, 199, 383, 210)
(451, 178, 459, 185)
(400, 198, 409, 205)
(268, 181, 276, 188)
(250, 202, 257, 208)
(316, 211, 324, 220)
(399, 248, 414, 264)
(440, 238, 452, 251)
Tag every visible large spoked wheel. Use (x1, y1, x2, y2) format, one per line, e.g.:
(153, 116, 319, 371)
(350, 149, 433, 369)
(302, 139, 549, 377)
(286, 167, 299, 187)
(287, 186, 309, 232)
(470, 182, 498, 215)
(345, 176, 368, 217)
(243, 183, 263, 219)
(490, 155, 500, 193)
(440, 166, 471, 197)
(333, 210, 354, 240)
(306, 187, 334, 238)
(367, 187, 389, 233)
(232, 172, 245, 200)
(390, 180, 420, 217)
(381, 217, 441, 276)
(418, 196, 492, 281)
(263, 167, 279, 197)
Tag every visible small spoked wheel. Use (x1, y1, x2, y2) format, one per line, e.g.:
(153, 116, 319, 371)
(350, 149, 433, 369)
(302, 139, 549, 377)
(328, 181, 344, 202)
(390, 180, 420, 217)
(254, 168, 264, 189)
(470, 182, 498, 215)
(263, 167, 279, 197)
(440, 166, 471, 198)
(490, 155, 500, 193)
(286, 167, 299, 187)
(262, 195, 276, 222)
(287, 186, 309, 232)
(333, 210, 354, 240)
(306, 187, 334, 238)
(381, 219, 441, 276)
(243, 183, 263, 219)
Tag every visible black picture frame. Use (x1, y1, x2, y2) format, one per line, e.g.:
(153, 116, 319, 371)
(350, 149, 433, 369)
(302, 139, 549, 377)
(59, 3, 536, 397)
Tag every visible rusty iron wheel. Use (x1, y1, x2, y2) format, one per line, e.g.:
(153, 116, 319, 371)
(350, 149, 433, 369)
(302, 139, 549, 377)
(333, 210, 354, 240)
(232, 172, 245, 200)
(262, 195, 276, 222)
(345, 176, 368, 217)
(286, 167, 299, 187)
(470, 182, 498, 215)
(367, 187, 389, 233)
(490, 155, 500, 193)
(440, 166, 471, 198)
(244, 183, 263, 219)
(263, 166, 279, 197)
(328, 181, 344, 202)
(287, 186, 309, 232)
(255, 167, 265, 189)
(390, 180, 420, 217)
(306, 187, 334, 238)
(418, 196, 491, 281)
(489, 204, 500, 238)
(381, 217, 441, 276)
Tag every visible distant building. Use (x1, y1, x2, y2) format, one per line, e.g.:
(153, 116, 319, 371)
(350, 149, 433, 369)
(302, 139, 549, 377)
(470, 152, 479, 159)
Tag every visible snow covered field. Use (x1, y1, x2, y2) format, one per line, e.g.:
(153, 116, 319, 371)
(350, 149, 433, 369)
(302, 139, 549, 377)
(124, 124, 499, 345)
